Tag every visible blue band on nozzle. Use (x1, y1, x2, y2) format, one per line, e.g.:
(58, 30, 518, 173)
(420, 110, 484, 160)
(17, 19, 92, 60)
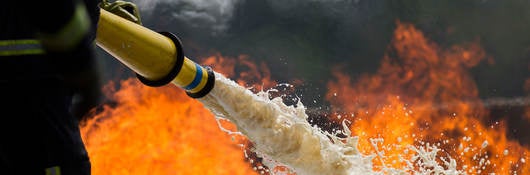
(184, 63, 203, 90)
(186, 66, 215, 98)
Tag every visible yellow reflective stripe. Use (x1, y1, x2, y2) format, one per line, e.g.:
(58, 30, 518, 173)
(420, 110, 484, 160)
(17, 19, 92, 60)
(0, 39, 40, 46)
(38, 3, 90, 52)
(0, 39, 45, 56)
(45, 166, 61, 175)
(0, 49, 45, 56)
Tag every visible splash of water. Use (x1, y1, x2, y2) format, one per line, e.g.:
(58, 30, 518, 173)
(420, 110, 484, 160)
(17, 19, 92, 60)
(198, 72, 464, 175)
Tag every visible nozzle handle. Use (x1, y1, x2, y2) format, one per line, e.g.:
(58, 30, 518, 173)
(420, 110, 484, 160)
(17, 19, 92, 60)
(136, 31, 184, 87)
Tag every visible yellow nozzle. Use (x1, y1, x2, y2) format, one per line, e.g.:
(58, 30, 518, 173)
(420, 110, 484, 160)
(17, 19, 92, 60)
(95, 9, 214, 98)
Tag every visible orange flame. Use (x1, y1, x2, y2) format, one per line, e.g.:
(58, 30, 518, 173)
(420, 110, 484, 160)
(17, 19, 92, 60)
(202, 53, 276, 91)
(80, 56, 263, 174)
(326, 21, 529, 174)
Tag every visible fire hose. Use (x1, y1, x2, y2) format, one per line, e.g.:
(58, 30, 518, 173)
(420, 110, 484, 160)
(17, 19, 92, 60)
(96, 0, 214, 98)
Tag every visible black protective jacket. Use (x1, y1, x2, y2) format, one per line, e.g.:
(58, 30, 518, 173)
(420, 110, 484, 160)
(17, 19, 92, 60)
(0, 0, 102, 174)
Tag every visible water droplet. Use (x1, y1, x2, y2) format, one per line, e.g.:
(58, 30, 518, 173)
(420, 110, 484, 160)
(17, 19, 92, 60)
(481, 141, 488, 148)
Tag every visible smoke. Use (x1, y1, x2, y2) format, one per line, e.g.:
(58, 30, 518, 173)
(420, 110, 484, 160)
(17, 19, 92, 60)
(99, 0, 530, 101)
(131, 0, 241, 34)
(267, 0, 359, 12)
(129, 0, 368, 36)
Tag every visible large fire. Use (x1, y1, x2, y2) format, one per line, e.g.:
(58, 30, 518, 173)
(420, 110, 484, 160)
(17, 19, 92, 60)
(326, 21, 529, 174)
(81, 21, 529, 174)
(80, 79, 258, 174)
(80, 53, 276, 175)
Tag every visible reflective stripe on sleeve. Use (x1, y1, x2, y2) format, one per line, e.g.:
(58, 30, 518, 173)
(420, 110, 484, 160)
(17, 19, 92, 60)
(0, 39, 45, 56)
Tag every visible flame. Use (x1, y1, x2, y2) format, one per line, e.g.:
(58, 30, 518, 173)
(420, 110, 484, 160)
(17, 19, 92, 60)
(202, 53, 276, 91)
(80, 58, 262, 174)
(326, 21, 529, 174)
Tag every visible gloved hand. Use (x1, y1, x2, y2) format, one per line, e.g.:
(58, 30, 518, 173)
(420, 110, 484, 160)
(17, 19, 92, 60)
(100, 0, 142, 25)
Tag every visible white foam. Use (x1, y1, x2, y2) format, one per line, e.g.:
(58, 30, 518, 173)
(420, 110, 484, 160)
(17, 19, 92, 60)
(198, 72, 463, 175)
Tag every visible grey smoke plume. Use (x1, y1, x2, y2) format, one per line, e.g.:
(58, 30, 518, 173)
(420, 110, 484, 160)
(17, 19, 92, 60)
(129, 0, 363, 35)
(131, 0, 241, 34)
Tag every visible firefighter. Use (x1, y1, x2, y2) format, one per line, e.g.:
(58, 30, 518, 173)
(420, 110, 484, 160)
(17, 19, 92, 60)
(0, 0, 102, 174)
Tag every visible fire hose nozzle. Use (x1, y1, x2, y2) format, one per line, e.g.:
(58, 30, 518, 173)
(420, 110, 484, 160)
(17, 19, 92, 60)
(95, 9, 214, 98)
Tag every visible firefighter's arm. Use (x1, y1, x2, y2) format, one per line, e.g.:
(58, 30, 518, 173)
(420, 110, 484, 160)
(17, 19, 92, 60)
(32, 0, 103, 119)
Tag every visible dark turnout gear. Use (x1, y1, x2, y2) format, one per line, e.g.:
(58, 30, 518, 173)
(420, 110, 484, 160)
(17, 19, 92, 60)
(0, 0, 102, 174)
